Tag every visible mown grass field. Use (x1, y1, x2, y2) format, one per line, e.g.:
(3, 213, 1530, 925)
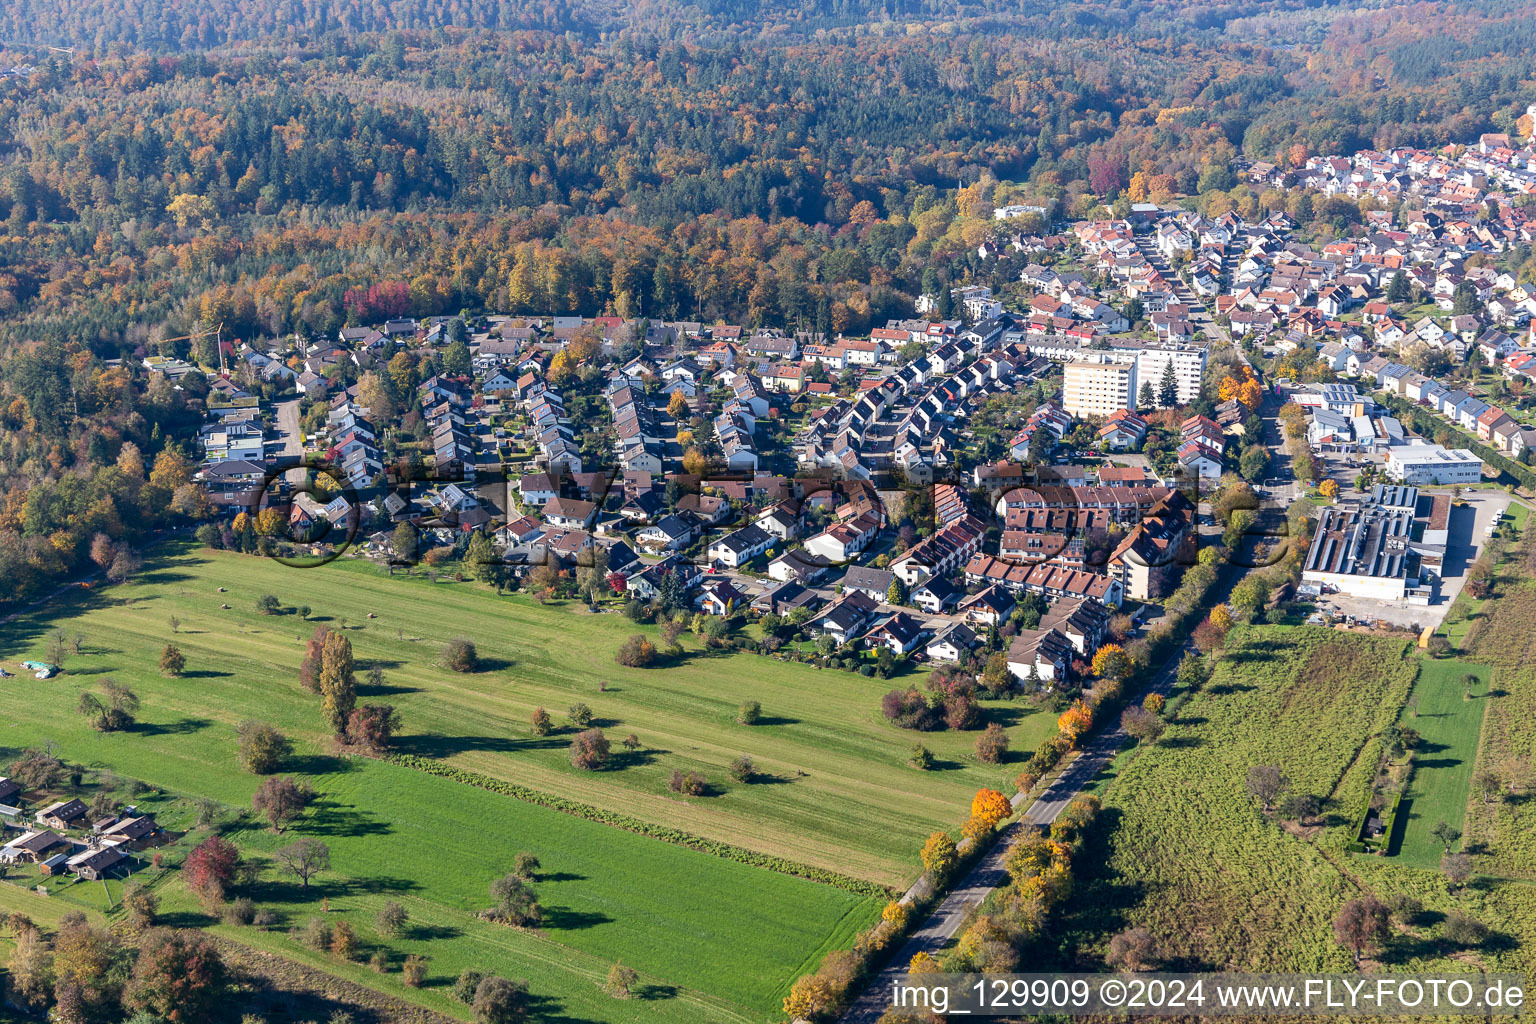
(1390, 659, 1489, 870)
(0, 545, 916, 1021)
(1059, 628, 1422, 971)
(4, 545, 1049, 888)
(1455, 553, 1536, 881)
(0, 542, 1061, 1020)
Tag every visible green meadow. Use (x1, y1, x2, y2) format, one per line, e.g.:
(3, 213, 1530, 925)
(0, 541, 1058, 1018)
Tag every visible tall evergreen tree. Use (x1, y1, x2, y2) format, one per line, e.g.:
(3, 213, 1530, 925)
(1158, 362, 1179, 408)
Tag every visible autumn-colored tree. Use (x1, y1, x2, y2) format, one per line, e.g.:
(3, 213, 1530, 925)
(960, 813, 993, 843)
(255, 507, 286, 537)
(159, 643, 186, 677)
(252, 776, 313, 832)
(347, 704, 401, 751)
(1127, 170, 1150, 202)
(319, 630, 356, 737)
(1091, 643, 1132, 681)
(682, 446, 708, 477)
(1209, 604, 1234, 632)
(920, 830, 958, 881)
(124, 928, 229, 1022)
(1058, 700, 1093, 744)
(1237, 378, 1263, 411)
(783, 974, 837, 1021)
(183, 836, 242, 906)
(971, 788, 1013, 827)
(1319, 479, 1339, 502)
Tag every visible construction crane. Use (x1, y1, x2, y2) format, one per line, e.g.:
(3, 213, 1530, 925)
(157, 322, 226, 375)
(0, 39, 75, 55)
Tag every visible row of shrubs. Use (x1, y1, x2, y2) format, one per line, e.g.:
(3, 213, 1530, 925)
(386, 753, 892, 899)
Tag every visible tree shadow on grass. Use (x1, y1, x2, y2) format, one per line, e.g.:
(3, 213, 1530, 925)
(615, 748, 664, 769)
(541, 906, 614, 931)
(752, 714, 801, 726)
(537, 871, 586, 883)
(473, 657, 517, 673)
(245, 980, 388, 1024)
(297, 800, 394, 838)
(396, 733, 526, 758)
(134, 717, 212, 736)
(984, 705, 1040, 728)
(137, 571, 194, 586)
(522, 994, 599, 1024)
(743, 772, 795, 786)
(357, 681, 423, 697)
(285, 753, 356, 775)
(635, 984, 679, 1001)
(157, 910, 216, 929)
(407, 922, 462, 941)
(181, 669, 233, 679)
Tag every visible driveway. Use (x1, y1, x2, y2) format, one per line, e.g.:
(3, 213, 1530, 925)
(273, 397, 306, 485)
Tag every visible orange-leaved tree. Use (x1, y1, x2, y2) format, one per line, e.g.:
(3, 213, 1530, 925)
(971, 788, 1012, 827)
(1058, 699, 1093, 745)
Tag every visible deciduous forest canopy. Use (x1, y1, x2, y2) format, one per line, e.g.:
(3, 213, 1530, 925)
(0, 0, 1533, 604)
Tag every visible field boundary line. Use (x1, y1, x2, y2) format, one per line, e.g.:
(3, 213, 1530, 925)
(383, 753, 895, 899)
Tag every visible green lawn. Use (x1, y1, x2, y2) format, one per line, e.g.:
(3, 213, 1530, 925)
(2, 545, 1048, 888)
(171, 758, 876, 1023)
(1390, 659, 1491, 869)
(0, 545, 917, 1021)
(0, 542, 1069, 1019)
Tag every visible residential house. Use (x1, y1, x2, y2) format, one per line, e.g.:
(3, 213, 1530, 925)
(841, 566, 896, 603)
(866, 612, 927, 654)
(699, 578, 749, 616)
(542, 496, 598, 529)
(958, 584, 1015, 627)
(1006, 628, 1074, 684)
(706, 524, 775, 569)
(925, 621, 981, 663)
(808, 591, 878, 645)
(635, 514, 699, 552)
(0, 830, 68, 865)
(767, 549, 831, 583)
(912, 576, 963, 613)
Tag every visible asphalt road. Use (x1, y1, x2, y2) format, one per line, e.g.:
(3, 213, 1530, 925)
(839, 817, 1030, 1024)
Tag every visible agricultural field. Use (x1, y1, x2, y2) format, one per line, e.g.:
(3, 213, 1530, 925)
(0, 545, 913, 1021)
(0, 757, 871, 1023)
(1058, 628, 1426, 971)
(0, 541, 1059, 1020)
(1389, 660, 1490, 870)
(3, 544, 1047, 889)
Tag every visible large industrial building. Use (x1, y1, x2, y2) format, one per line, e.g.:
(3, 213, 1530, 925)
(1384, 443, 1484, 485)
(1301, 485, 1447, 602)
